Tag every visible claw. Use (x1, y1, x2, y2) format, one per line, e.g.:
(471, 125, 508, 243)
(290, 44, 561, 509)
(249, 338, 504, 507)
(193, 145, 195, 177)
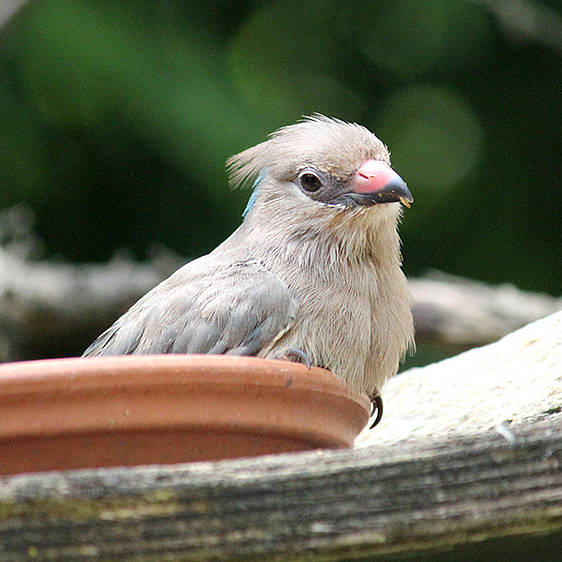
(369, 392, 383, 429)
(284, 348, 311, 370)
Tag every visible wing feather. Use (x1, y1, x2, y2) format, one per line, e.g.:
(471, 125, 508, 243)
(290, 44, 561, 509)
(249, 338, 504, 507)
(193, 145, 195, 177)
(83, 257, 296, 358)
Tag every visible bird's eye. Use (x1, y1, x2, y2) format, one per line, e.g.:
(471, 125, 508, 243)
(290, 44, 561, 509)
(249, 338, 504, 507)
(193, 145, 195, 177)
(299, 172, 322, 192)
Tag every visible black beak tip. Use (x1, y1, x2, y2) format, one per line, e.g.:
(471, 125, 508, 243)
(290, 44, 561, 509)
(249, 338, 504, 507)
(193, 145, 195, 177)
(377, 180, 414, 206)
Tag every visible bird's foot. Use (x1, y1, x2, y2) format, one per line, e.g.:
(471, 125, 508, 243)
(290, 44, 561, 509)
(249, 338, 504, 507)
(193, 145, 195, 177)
(284, 347, 312, 370)
(369, 391, 384, 429)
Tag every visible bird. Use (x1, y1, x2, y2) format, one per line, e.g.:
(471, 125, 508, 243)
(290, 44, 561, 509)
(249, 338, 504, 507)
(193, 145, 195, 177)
(83, 115, 415, 427)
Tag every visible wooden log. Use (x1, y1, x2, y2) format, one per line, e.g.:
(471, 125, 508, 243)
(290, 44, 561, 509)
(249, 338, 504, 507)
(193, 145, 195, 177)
(409, 271, 562, 345)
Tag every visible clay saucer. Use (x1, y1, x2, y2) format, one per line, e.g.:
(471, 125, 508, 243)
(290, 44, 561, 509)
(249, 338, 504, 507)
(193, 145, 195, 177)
(0, 355, 370, 475)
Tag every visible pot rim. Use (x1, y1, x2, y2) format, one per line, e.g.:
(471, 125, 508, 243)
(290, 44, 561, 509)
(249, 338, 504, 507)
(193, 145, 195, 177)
(0, 355, 371, 449)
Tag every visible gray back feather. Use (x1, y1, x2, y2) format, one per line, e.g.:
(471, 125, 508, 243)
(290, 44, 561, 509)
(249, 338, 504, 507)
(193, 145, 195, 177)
(83, 256, 297, 358)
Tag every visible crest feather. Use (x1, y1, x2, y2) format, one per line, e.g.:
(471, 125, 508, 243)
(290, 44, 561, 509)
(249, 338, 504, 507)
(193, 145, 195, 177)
(226, 114, 386, 189)
(226, 114, 343, 189)
(226, 140, 270, 190)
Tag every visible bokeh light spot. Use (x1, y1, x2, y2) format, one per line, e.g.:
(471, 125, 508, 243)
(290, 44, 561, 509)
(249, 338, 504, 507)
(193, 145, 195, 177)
(227, 1, 366, 122)
(376, 84, 483, 191)
(354, 0, 492, 78)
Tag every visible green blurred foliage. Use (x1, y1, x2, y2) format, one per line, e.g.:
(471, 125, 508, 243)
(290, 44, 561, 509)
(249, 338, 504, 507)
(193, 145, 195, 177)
(1, 0, 560, 293)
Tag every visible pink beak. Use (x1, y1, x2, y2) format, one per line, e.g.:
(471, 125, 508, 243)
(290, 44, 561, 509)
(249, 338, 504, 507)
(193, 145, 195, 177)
(350, 160, 413, 207)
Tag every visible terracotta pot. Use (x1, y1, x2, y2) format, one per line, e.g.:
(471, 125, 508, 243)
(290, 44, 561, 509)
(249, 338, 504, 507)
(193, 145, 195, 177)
(0, 355, 370, 475)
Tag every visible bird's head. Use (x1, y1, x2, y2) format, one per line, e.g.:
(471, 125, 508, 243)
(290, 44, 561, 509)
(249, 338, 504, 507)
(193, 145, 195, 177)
(228, 115, 413, 224)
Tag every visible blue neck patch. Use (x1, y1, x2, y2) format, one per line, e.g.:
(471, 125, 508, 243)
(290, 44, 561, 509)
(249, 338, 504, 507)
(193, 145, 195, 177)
(242, 170, 265, 219)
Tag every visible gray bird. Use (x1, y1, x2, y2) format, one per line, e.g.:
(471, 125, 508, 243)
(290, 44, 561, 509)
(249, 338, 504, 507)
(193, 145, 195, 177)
(83, 116, 415, 424)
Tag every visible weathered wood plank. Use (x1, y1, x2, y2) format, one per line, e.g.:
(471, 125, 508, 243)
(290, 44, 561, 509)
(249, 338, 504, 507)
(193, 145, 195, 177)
(0, 416, 560, 561)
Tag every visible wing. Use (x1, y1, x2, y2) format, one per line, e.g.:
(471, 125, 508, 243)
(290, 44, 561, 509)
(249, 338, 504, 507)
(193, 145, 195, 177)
(83, 257, 297, 357)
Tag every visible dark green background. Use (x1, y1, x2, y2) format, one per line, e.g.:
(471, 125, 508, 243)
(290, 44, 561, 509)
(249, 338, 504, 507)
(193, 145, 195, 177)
(1, 0, 560, 293)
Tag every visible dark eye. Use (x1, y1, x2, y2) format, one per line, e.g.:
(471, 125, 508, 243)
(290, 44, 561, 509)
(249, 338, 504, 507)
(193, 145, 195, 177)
(299, 171, 322, 192)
